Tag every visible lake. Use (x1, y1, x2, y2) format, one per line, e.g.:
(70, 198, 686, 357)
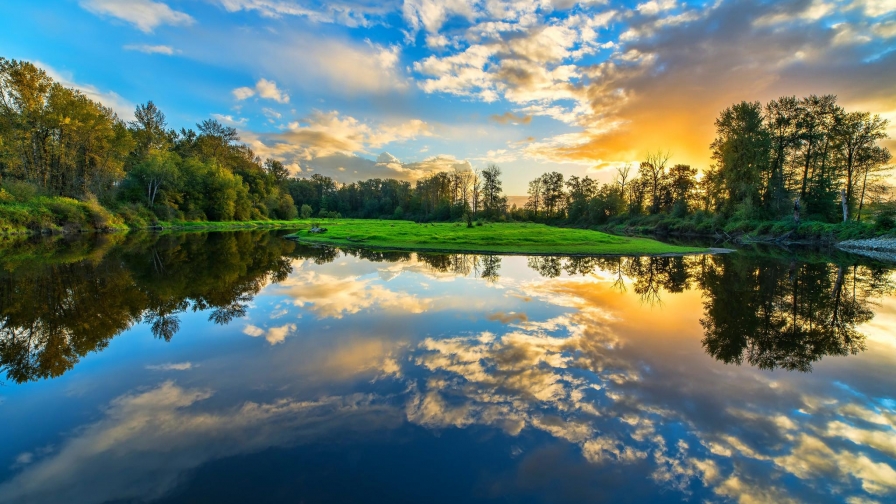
(1, 230, 895, 503)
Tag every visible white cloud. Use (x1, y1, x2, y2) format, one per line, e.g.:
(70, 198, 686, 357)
(211, 113, 248, 126)
(232, 86, 256, 100)
(80, 0, 194, 33)
(254, 78, 289, 103)
(145, 362, 194, 371)
(402, 0, 479, 36)
(244, 323, 297, 344)
(215, 0, 393, 27)
(636, 0, 677, 16)
(232, 78, 289, 103)
(242, 110, 432, 167)
(850, 0, 896, 18)
(122, 44, 177, 55)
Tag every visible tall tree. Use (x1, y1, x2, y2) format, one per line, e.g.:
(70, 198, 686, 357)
(481, 164, 506, 218)
(641, 150, 670, 214)
(834, 112, 889, 221)
(710, 101, 770, 215)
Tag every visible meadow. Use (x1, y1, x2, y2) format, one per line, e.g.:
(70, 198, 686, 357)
(286, 219, 705, 255)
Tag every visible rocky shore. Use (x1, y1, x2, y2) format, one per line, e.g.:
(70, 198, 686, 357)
(837, 237, 896, 262)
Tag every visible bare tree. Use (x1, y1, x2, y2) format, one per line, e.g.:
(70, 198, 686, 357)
(642, 150, 671, 214)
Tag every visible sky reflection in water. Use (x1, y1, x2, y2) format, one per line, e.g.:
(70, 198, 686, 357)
(1, 231, 895, 504)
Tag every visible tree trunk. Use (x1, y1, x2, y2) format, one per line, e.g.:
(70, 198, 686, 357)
(840, 189, 848, 223)
(856, 168, 869, 222)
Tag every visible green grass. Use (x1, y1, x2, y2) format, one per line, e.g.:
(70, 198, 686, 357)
(0, 195, 128, 235)
(286, 219, 706, 255)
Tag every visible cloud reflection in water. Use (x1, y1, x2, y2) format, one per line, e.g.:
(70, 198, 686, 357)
(1, 242, 895, 503)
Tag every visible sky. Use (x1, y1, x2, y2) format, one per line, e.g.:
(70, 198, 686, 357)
(2, 0, 895, 195)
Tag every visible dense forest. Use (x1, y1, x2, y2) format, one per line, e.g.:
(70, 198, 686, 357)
(1, 57, 893, 235)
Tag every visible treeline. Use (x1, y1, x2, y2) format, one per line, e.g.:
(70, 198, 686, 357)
(2, 57, 892, 233)
(516, 95, 892, 228)
(285, 164, 507, 222)
(0, 58, 296, 228)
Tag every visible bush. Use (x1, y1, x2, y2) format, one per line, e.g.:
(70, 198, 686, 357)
(1, 180, 40, 201)
(874, 208, 896, 231)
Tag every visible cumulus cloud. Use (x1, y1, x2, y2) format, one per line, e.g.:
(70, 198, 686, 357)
(232, 78, 289, 103)
(237, 110, 439, 180)
(408, 0, 896, 172)
(80, 0, 194, 32)
(274, 268, 432, 319)
(244, 323, 297, 344)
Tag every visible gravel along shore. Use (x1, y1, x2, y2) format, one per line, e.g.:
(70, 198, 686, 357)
(837, 237, 896, 262)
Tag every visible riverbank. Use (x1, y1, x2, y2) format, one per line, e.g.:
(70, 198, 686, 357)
(285, 220, 707, 255)
(592, 213, 895, 246)
(836, 237, 896, 262)
(0, 194, 307, 236)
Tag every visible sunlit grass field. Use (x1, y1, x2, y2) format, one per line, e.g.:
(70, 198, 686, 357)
(286, 219, 705, 255)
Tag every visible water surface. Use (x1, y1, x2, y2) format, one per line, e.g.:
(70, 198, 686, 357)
(1, 231, 895, 503)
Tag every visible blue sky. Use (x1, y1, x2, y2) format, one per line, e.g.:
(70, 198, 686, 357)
(2, 0, 895, 194)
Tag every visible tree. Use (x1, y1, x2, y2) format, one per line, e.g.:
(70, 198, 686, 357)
(129, 101, 172, 160)
(710, 101, 770, 215)
(834, 112, 889, 221)
(129, 151, 179, 207)
(764, 96, 800, 214)
(855, 146, 893, 222)
(526, 176, 544, 219)
(300, 204, 312, 219)
(481, 163, 506, 218)
(196, 119, 238, 161)
(641, 150, 670, 214)
(541, 171, 565, 218)
(0, 58, 131, 199)
(666, 164, 698, 215)
(264, 158, 290, 186)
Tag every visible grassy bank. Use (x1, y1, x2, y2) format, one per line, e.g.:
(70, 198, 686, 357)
(0, 187, 307, 235)
(0, 194, 128, 234)
(286, 219, 706, 255)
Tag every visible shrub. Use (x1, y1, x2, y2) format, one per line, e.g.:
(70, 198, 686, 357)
(1, 180, 40, 201)
(874, 208, 895, 231)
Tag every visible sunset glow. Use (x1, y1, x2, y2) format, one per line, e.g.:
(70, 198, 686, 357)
(3, 0, 895, 193)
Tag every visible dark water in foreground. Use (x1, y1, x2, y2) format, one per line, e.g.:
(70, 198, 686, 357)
(1, 231, 895, 503)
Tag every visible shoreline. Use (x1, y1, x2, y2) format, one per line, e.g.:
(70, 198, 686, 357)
(283, 220, 707, 256)
(0, 220, 307, 237)
(286, 235, 732, 257)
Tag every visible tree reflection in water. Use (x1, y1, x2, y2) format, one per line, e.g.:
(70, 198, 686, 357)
(0, 232, 296, 383)
(522, 252, 892, 372)
(700, 256, 891, 372)
(2, 235, 892, 384)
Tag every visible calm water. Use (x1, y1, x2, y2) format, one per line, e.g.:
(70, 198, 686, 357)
(1, 231, 895, 504)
